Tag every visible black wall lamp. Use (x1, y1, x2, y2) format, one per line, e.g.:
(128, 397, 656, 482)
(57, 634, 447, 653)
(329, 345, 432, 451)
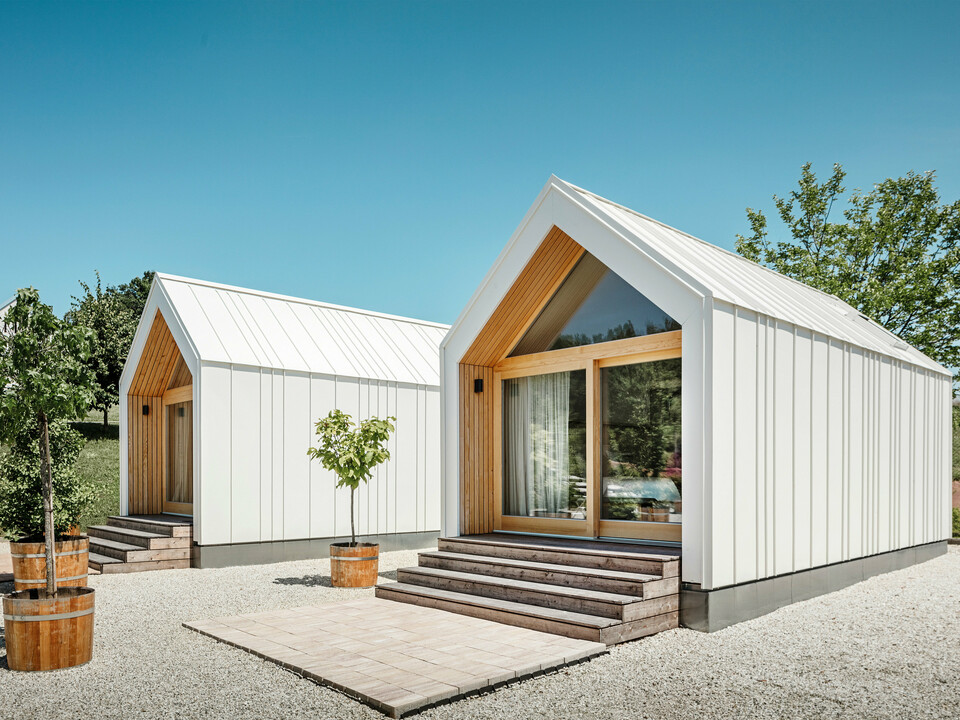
(474, 378, 484, 393)
(142, 405, 149, 415)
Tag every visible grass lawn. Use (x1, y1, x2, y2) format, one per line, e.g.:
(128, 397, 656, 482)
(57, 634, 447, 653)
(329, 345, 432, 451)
(73, 419, 120, 530)
(953, 405, 959, 483)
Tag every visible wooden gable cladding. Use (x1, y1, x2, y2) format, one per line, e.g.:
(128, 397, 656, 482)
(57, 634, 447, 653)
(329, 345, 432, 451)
(457, 226, 584, 535)
(460, 226, 584, 366)
(459, 364, 494, 535)
(167, 356, 193, 390)
(127, 310, 190, 516)
(130, 311, 182, 396)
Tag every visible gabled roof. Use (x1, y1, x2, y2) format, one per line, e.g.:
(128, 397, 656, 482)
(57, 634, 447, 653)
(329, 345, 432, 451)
(446, 176, 949, 377)
(563, 179, 949, 376)
(150, 274, 448, 386)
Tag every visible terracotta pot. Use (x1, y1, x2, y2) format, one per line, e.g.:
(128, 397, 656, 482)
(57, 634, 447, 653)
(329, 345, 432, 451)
(10, 536, 89, 592)
(2, 586, 95, 671)
(330, 542, 379, 588)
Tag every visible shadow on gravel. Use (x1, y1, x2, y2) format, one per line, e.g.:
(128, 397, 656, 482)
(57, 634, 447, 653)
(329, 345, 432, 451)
(273, 575, 333, 588)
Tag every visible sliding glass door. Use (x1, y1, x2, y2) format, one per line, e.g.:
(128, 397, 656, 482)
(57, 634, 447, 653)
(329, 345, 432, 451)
(501, 369, 588, 527)
(598, 357, 681, 541)
(493, 339, 681, 542)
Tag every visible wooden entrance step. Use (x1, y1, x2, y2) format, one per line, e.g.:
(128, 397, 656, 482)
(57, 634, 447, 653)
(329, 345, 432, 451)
(438, 535, 680, 577)
(377, 582, 677, 645)
(376, 535, 681, 645)
(106, 515, 192, 537)
(87, 515, 193, 574)
(419, 550, 678, 598)
(397, 566, 677, 621)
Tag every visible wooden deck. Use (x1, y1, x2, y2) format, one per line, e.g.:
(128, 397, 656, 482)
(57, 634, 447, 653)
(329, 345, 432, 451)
(376, 534, 680, 645)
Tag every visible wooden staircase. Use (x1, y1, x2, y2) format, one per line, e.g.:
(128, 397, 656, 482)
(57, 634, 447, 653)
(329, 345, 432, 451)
(375, 535, 680, 645)
(87, 515, 192, 574)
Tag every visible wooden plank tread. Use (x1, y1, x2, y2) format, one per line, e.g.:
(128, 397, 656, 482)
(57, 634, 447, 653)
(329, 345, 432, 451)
(399, 566, 641, 605)
(422, 551, 660, 583)
(88, 525, 166, 540)
(108, 515, 191, 528)
(89, 537, 144, 552)
(443, 536, 678, 563)
(379, 582, 620, 628)
(88, 552, 121, 565)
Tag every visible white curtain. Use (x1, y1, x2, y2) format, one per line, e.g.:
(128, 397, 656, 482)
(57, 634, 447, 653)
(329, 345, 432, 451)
(503, 372, 570, 516)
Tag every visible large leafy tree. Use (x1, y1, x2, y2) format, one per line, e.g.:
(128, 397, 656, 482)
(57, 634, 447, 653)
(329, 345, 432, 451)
(736, 164, 960, 388)
(0, 288, 95, 594)
(112, 270, 154, 317)
(66, 270, 154, 426)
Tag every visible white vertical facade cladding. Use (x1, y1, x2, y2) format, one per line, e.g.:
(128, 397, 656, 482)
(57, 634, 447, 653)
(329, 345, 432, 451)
(199, 362, 441, 546)
(708, 300, 952, 590)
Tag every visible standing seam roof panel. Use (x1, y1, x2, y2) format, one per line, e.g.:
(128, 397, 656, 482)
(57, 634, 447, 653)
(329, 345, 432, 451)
(570, 187, 948, 375)
(155, 275, 447, 385)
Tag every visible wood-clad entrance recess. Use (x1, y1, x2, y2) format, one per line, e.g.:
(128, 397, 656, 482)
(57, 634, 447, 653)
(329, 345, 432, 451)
(459, 226, 683, 543)
(127, 311, 194, 516)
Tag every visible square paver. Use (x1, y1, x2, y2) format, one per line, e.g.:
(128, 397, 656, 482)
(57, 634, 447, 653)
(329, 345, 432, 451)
(185, 597, 606, 718)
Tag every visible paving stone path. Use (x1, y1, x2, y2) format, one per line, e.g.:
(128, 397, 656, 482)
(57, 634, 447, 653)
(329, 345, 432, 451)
(185, 597, 606, 718)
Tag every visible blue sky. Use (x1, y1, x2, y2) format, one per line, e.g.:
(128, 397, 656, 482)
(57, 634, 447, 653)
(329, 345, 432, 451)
(2, 1, 958, 322)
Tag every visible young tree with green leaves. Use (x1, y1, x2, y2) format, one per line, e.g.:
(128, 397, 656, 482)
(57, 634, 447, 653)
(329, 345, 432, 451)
(0, 288, 95, 595)
(307, 410, 395, 546)
(736, 163, 960, 389)
(66, 271, 138, 427)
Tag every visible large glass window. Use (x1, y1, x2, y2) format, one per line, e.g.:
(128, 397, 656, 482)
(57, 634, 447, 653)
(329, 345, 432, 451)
(502, 369, 587, 519)
(510, 252, 679, 356)
(166, 401, 193, 505)
(601, 359, 681, 524)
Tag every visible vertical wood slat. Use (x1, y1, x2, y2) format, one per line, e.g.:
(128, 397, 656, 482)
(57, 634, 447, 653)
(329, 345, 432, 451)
(459, 363, 495, 535)
(461, 227, 584, 366)
(456, 229, 590, 536)
(127, 311, 189, 516)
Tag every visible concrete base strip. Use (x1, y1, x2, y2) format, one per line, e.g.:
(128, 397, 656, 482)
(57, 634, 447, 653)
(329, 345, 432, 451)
(681, 540, 948, 632)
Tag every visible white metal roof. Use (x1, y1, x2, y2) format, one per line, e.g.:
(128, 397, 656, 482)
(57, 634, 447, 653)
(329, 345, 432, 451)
(559, 178, 951, 376)
(153, 273, 448, 386)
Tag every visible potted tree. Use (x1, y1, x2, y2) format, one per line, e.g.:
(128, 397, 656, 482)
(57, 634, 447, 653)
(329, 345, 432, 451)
(0, 288, 97, 672)
(307, 409, 394, 588)
(1, 420, 94, 591)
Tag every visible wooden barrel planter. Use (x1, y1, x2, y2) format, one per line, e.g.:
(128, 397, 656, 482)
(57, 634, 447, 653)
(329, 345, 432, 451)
(2, 586, 96, 671)
(10, 536, 90, 592)
(330, 542, 379, 588)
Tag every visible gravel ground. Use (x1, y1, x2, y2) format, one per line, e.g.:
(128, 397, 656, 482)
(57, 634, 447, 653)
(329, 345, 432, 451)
(1, 546, 958, 720)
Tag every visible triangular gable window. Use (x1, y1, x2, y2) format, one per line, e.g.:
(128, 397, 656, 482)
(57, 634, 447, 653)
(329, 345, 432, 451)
(510, 251, 679, 357)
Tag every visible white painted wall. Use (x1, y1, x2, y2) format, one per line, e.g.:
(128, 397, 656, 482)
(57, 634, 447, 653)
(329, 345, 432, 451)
(706, 300, 952, 590)
(198, 361, 441, 546)
(440, 179, 953, 593)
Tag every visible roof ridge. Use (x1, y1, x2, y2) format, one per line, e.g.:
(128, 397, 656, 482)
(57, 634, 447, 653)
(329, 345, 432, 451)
(154, 273, 450, 330)
(561, 180, 856, 309)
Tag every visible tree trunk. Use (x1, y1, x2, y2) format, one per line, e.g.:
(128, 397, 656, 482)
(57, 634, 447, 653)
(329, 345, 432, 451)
(103, 406, 109, 428)
(39, 412, 57, 596)
(350, 486, 356, 547)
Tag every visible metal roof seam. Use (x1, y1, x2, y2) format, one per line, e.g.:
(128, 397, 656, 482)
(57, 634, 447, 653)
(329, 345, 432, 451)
(184, 283, 230, 361)
(222, 290, 275, 367)
(153, 272, 449, 330)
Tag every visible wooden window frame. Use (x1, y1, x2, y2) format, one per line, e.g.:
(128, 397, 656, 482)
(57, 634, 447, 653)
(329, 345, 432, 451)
(161, 385, 194, 516)
(492, 330, 682, 542)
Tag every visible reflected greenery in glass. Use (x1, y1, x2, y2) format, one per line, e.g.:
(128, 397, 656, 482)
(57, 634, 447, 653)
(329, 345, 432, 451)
(601, 358, 682, 522)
